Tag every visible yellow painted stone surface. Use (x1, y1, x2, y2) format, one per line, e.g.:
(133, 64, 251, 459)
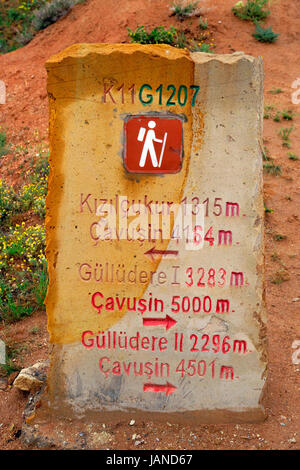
(46, 44, 195, 344)
(40, 45, 267, 423)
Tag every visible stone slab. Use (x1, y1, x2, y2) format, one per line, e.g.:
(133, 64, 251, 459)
(34, 44, 266, 424)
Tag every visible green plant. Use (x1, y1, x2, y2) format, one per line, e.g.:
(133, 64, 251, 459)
(288, 153, 299, 161)
(170, 1, 198, 20)
(268, 88, 283, 94)
(0, 179, 18, 223)
(252, 23, 279, 43)
(281, 110, 294, 121)
(0, 223, 46, 268)
(262, 146, 271, 161)
(30, 150, 49, 179)
(0, 133, 50, 324)
(0, 360, 19, 377)
(128, 25, 177, 45)
(0, 223, 47, 324)
(0, 344, 20, 376)
(232, 0, 270, 22)
(32, 0, 79, 31)
(0, 129, 9, 157)
(279, 126, 293, 148)
(30, 326, 39, 334)
(264, 105, 274, 119)
(273, 111, 281, 122)
(264, 205, 273, 213)
(174, 31, 187, 48)
(273, 233, 287, 241)
(32, 258, 48, 306)
(0, 0, 47, 53)
(263, 162, 281, 175)
(199, 17, 208, 30)
(18, 176, 48, 217)
(191, 41, 214, 53)
(199, 43, 213, 53)
(0, 282, 34, 322)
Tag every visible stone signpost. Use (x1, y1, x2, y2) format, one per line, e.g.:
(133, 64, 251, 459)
(34, 44, 267, 425)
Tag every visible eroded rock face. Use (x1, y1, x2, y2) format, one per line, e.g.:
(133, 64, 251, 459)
(13, 361, 49, 392)
(39, 44, 266, 424)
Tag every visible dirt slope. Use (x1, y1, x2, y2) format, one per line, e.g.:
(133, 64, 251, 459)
(0, 0, 299, 450)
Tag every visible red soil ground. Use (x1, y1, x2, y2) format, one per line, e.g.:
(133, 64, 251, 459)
(0, 0, 299, 450)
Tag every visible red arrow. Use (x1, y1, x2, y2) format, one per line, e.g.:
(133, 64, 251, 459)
(143, 315, 177, 331)
(144, 246, 178, 261)
(143, 382, 177, 396)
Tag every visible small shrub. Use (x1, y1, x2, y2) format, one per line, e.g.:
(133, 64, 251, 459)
(175, 31, 188, 49)
(0, 344, 20, 376)
(264, 205, 273, 213)
(32, 0, 77, 31)
(170, 2, 198, 20)
(199, 43, 213, 53)
(191, 41, 214, 53)
(279, 126, 293, 148)
(232, 0, 270, 22)
(32, 258, 48, 307)
(0, 0, 46, 53)
(262, 147, 270, 161)
(264, 105, 273, 119)
(0, 223, 47, 323)
(0, 179, 18, 223)
(263, 162, 281, 175)
(30, 151, 49, 179)
(128, 25, 177, 45)
(253, 23, 279, 43)
(273, 233, 287, 241)
(273, 111, 281, 122)
(0, 277, 34, 323)
(288, 153, 299, 161)
(199, 17, 208, 30)
(268, 88, 283, 94)
(18, 176, 48, 218)
(0, 130, 9, 157)
(0, 223, 46, 269)
(30, 326, 40, 334)
(15, 29, 34, 47)
(281, 110, 294, 121)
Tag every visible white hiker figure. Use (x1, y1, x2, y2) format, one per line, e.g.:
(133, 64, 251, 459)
(138, 120, 167, 168)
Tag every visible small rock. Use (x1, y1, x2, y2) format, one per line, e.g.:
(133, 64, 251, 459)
(292, 298, 300, 302)
(134, 440, 144, 446)
(13, 361, 49, 392)
(129, 420, 135, 426)
(288, 437, 296, 443)
(89, 431, 112, 447)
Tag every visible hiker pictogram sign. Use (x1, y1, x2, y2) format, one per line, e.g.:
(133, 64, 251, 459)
(124, 115, 183, 174)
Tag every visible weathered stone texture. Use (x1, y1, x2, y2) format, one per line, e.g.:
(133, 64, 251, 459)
(36, 45, 266, 424)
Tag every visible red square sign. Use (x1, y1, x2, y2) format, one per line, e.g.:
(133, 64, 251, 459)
(123, 115, 183, 174)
